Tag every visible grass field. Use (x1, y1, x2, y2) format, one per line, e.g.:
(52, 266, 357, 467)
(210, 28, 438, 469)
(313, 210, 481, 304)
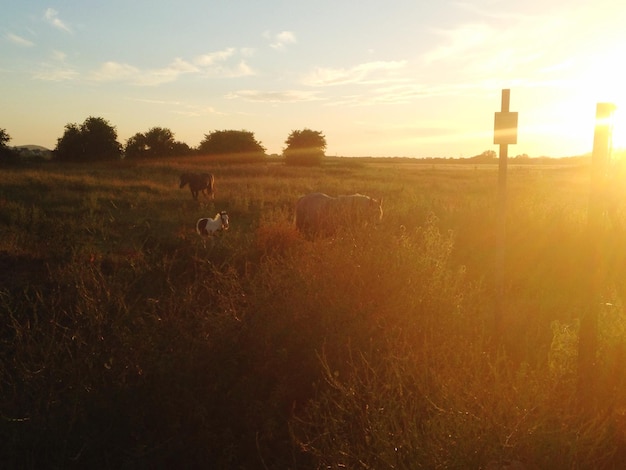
(1, 156, 626, 468)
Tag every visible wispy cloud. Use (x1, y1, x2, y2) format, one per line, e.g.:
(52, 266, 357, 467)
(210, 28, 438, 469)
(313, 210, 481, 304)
(88, 48, 254, 86)
(51, 50, 68, 61)
(226, 89, 322, 103)
(173, 104, 225, 117)
(194, 48, 236, 66)
(91, 61, 141, 82)
(192, 48, 256, 77)
(90, 59, 196, 86)
(324, 81, 492, 108)
(264, 31, 297, 50)
(127, 97, 224, 117)
(5, 32, 34, 47)
(34, 64, 79, 81)
(422, 23, 493, 64)
(33, 49, 78, 81)
(44, 8, 72, 33)
(302, 60, 408, 87)
(419, 10, 578, 84)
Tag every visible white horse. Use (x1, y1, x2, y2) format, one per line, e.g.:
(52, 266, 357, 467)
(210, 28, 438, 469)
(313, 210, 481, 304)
(295, 192, 383, 238)
(196, 211, 229, 236)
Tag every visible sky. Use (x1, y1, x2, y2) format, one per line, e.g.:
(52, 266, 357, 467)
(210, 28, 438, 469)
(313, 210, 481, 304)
(2, 0, 626, 158)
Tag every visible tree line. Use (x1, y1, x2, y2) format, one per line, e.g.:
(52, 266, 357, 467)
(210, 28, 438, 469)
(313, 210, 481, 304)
(0, 117, 327, 166)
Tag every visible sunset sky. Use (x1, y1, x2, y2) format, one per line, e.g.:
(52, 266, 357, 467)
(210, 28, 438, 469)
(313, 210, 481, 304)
(2, 0, 626, 158)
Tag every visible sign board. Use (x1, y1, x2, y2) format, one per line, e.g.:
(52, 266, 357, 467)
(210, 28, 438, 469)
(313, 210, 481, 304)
(494, 111, 518, 145)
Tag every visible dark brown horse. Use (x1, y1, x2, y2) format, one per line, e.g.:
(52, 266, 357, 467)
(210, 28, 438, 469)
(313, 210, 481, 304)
(179, 172, 215, 200)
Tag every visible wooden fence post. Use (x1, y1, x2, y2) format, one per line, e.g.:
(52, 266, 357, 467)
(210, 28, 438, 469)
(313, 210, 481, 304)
(493, 89, 518, 338)
(578, 102, 615, 409)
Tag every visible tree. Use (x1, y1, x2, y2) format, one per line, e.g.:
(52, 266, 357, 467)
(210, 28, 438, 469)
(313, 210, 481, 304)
(197, 130, 265, 162)
(0, 128, 18, 163)
(283, 128, 326, 166)
(171, 141, 192, 156)
(124, 127, 188, 159)
(124, 133, 148, 159)
(54, 116, 122, 162)
(468, 150, 497, 163)
(0, 128, 10, 148)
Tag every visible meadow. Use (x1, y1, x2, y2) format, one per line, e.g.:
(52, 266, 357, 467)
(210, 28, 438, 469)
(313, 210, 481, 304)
(1, 156, 625, 469)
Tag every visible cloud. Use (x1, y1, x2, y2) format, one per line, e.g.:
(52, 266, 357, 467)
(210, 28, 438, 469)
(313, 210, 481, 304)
(194, 48, 236, 66)
(172, 104, 224, 117)
(44, 8, 72, 33)
(89, 59, 197, 86)
(418, 10, 581, 83)
(127, 98, 223, 117)
(191, 48, 256, 78)
(230, 61, 255, 77)
(139, 58, 199, 85)
(91, 61, 141, 82)
(5, 32, 34, 47)
(51, 50, 67, 61)
(323, 81, 492, 108)
(88, 50, 254, 86)
(422, 23, 493, 64)
(32, 46, 254, 85)
(264, 31, 297, 50)
(226, 89, 322, 103)
(33, 49, 78, 81)
(302, 60, 408, 87)
(33, 65, 79, 81)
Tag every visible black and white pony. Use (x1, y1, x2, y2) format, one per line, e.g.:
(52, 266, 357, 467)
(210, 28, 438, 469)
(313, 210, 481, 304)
(196, 211, 230, 236)
(180, 172, 215, 200)
(295, 192, 383, 238)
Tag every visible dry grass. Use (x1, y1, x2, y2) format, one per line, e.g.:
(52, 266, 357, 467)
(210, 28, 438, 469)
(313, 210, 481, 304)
(1, 157, 626, 468)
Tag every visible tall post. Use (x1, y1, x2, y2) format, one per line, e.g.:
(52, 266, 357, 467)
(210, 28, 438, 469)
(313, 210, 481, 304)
(493, 89, 518, 338)
(578, 102, 615, 410)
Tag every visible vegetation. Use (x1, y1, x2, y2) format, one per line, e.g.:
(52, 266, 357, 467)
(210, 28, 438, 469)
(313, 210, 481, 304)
(54, 117, 122, 162)
(124, 127, 192, 159)
(0, 128, 18, 163)
(197, 130, 265, 162)
(1, 156, 626, 468)
(284, 128, 327, 166)
(0, 128, 10, 147)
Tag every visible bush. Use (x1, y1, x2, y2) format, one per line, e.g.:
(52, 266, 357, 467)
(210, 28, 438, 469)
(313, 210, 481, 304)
(284, 148, 325, 166)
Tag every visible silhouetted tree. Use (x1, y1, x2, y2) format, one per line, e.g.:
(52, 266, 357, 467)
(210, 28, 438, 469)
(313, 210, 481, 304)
(0, 128, 10, 148)
(171, 141, 192, 156)
(198, 130, 265, 161)
(468, 150, 497, 162)
(0, 128, 18, 163)
(54, 117, 122, 162)
(124, 127, 189, 159)
(283, 128, 326, 166)
(124, 133, 148, 159)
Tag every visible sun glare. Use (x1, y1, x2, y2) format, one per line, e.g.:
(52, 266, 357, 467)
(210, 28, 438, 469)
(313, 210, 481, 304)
(542, 45, 626, 157)
(581, 46, 626, 152)
(610, 106, 626, 151)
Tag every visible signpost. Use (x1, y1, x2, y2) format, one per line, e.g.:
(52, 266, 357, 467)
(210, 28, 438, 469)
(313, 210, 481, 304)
(493, 89, 518, 336)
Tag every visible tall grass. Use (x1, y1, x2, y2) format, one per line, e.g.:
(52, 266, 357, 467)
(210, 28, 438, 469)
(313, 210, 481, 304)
(1, 158, 625, 468)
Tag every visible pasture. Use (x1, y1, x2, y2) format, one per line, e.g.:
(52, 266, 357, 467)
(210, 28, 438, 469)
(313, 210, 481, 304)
(1, 156, 626, 468)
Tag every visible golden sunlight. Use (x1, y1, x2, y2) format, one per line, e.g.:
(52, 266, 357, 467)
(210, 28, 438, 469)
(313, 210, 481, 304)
(546, 46, 626, 157)
(611, 106, 626, 150)
(580, 46, 626, 151)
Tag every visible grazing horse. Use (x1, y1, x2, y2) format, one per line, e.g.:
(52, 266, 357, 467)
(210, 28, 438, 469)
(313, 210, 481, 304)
(196, 211, 230, 236)
(295, 192, 383, 238)
(180, 172, 215, 200)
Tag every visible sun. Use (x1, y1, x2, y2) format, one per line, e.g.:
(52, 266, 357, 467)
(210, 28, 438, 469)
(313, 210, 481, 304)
(578, 47, 626, 152)
(545, 45, 626, 157)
